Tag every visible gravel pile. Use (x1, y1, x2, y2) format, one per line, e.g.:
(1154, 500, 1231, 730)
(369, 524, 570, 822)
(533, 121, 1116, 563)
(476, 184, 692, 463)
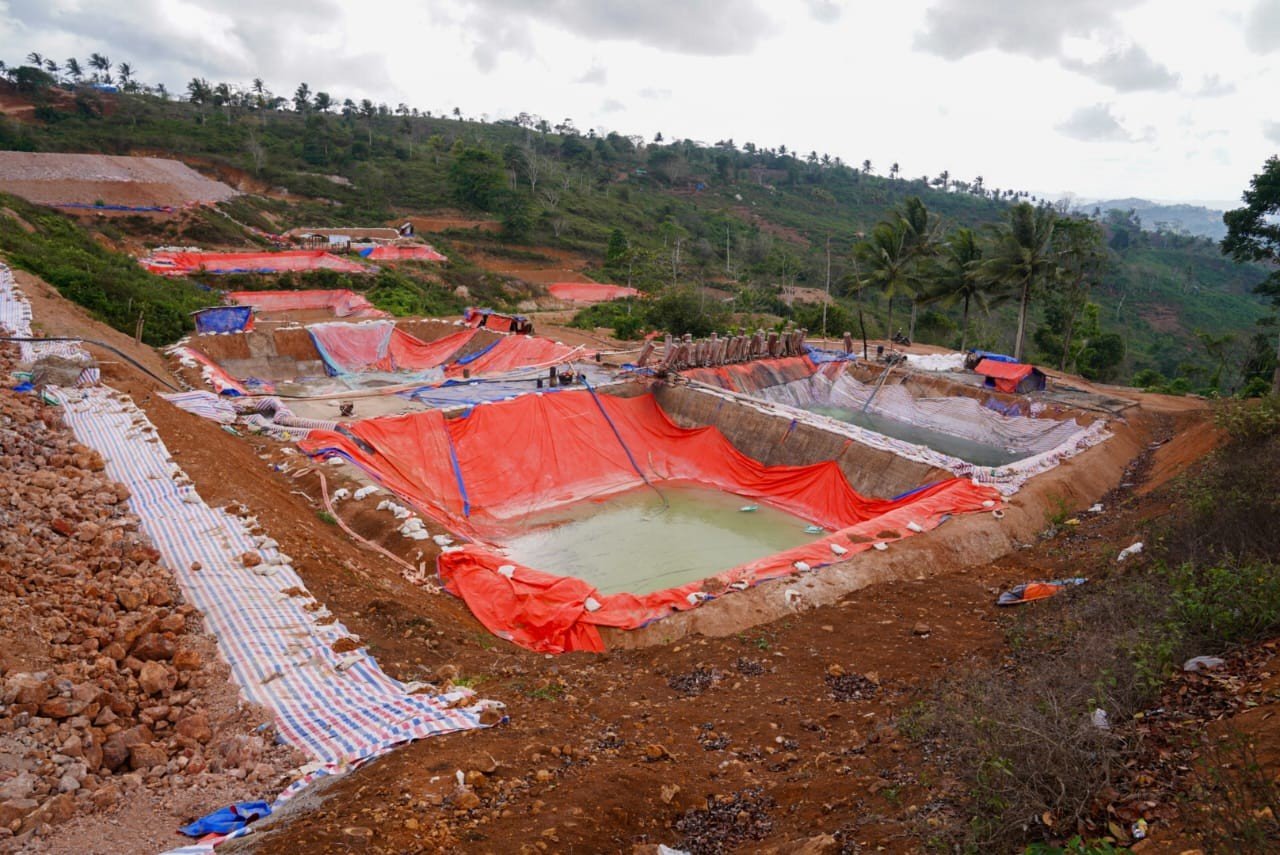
(0, 346, 303, 850)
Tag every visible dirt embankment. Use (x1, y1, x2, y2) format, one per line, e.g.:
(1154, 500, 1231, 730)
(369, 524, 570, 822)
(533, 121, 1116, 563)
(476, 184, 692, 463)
(0, 152, 239, 208)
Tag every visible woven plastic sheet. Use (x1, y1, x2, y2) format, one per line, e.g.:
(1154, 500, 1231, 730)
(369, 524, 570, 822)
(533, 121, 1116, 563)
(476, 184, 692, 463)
(142, 251, 372, 276)
(757, 367, 1086, 458)
(308, 321, 474, 376)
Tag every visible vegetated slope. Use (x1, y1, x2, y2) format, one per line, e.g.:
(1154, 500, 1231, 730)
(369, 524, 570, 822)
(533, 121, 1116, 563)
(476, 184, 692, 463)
(0, 82, 1268, 380)
(0, 192, 208, 344)
(1086, 196, 1230, 241)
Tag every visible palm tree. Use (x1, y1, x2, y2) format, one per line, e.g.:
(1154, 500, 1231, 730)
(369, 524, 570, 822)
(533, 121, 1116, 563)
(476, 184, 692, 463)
(88, 53, 111, 83)
(918, 228, 992, 351)
(981, 202, 1059, 361)
(26, 52, 43, 67)
(890, 162, 900, 180)
(855, 220, 914, 339)
(43, 59, 58, 77)
(314, 91, 333, 113)
(861, 159, 872, 175)
(64, 57, 82, 83)
(116, 62, 134, 91)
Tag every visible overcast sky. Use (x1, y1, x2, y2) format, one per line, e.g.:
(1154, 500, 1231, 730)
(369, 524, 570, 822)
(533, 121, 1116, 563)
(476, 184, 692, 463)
(1, 0, 1277, 205)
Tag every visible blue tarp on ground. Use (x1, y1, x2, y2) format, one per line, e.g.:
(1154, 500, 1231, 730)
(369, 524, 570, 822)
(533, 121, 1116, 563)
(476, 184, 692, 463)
(193, 306, 253, 334)
(805, 345, 856, 364)
(972, 350, 1018, 364)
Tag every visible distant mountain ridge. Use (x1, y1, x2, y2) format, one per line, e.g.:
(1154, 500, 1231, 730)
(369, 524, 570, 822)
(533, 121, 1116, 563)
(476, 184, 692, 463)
(1080, 197, 1228, 241)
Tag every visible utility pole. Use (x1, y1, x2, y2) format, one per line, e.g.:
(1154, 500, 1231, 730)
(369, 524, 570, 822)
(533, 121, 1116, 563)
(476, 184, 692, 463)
(821, 234, 831, 344)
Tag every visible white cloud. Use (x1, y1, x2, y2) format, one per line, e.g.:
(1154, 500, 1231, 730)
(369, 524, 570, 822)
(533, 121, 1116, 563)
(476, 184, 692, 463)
(1055, 103, 1136, 142)
(1245, 0, 1280, 52)
(1264, 120, 1280, 144)
(576, 61, 607, 85)
(1060, 43, 1179, 91)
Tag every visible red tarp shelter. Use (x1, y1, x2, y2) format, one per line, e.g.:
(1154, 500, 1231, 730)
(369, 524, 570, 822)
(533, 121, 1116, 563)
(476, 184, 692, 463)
(548, 282, 641, 303)
(141, 250, 372, 277)
(226, 289, 387, 318)
(300, 390, 1000, 653)
(974, 359, 1046, 394)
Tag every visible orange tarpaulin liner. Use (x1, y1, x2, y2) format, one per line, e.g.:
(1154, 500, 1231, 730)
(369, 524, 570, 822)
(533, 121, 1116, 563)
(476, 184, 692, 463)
(682, 356, 818, 393)
(446, 336, 592, 377)
(388, 327, 477, 371)
(301, 390, 1001, 653)
(308, 322, 477, 374)
(365, 245, 447, 262)
(548, 282, 641, 303)
(142, 250, 371, 276)
(227, 290, 387, 318)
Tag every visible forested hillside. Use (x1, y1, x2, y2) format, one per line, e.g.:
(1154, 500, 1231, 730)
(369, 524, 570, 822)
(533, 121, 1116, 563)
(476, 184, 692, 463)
(0, 61, 1271, 391)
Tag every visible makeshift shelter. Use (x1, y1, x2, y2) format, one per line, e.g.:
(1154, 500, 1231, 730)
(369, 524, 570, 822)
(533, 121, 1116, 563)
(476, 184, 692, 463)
(464, 307, 531, 334)
(193, 306, 253, 334)
(547, 282, 641, 303)
(974, 359, 1046, 394)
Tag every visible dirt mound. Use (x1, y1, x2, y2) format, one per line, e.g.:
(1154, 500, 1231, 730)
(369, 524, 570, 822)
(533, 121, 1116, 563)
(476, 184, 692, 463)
(0, 152, 239, 208)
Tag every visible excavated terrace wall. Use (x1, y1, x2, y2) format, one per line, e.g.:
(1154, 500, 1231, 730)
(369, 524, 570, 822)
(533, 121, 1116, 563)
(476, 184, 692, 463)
(650, 383, 950, 499)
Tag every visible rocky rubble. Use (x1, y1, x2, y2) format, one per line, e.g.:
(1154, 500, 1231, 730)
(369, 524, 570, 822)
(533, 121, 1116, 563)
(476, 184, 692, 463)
(0, 347, 304, 852)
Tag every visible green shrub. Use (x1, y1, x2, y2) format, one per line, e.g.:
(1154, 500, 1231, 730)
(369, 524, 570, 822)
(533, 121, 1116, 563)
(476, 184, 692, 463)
(1215, 394, 1280, 444)
(1169, 562, 1280, 647)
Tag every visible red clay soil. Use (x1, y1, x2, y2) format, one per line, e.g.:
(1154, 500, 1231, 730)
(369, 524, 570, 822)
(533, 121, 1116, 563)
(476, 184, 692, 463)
(397, 215, 502, 234)
(10, 272, 1239, 853)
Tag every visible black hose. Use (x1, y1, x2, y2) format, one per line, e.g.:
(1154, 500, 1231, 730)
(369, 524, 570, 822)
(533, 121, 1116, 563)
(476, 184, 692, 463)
(0, 335, 182, 392)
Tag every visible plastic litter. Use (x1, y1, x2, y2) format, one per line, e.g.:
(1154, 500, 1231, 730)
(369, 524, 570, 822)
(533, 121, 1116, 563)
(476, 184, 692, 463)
(353, 485, 379, 500)
(432, 534, 454, 547)
(1182, 655, 1226, 673)
(1132, 818, 1149, 840)
(873, 542, 888, 551)
(1091, 708, 1110, 730)
(1117, 542, 1144, 562)
(179, 801, 272, 837)
(497, 564, 516, 578)
(331, 488, 351, 502)
(793, 560, 811, 572)
(997, 577, 1086, 606)
(830, 543, 848, 555)
(739, 504, 759, 512)
(1088, 503, 1104, 513)
(906, 521, 924, 533)
(803, 524, 824, 534)
(584, 596, 602, 612)
(784, 588, 802, 606)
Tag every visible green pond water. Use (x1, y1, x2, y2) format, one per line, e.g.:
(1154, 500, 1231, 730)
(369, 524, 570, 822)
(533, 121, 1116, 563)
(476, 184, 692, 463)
(498, 485, 819, 596)
(806, 405, 1029, 467)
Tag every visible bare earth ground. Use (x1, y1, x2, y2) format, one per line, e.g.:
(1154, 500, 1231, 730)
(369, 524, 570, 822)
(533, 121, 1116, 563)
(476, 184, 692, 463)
(4, 272, 1240, 853)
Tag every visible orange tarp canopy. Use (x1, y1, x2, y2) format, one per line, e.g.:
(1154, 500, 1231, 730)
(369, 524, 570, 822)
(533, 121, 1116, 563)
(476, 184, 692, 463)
(446, 336, 591, 377)
(226, 289, 386, 318)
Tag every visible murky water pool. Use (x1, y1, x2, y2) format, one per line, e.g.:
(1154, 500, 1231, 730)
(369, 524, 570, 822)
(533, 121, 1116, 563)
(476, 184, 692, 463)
(498, 485, 819, 595)
(806, 405, 1029, 467)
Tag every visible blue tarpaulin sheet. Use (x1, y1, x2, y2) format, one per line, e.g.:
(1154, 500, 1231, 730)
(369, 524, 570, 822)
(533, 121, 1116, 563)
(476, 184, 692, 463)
(193, 306, 253, 334)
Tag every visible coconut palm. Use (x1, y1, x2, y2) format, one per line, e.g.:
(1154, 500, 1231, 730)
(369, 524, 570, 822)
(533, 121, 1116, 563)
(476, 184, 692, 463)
(981, 202, 1059, 361)
(917, 228, 993, 351)
(64, 58, 82, 83)
(116, 62, 134, 91)
(855, 219, 912, 338)
(26, 52, 43, 67)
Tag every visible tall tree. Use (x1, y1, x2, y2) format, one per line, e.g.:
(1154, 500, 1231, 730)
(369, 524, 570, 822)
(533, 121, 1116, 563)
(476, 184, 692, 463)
(116, 62, 134, 91)
(293, 82, 311, 112)
(64, 57, 82, 82)
(1047, 217, 1109, 371)
(917, 227, 988, 350)
(88, 52, 111, 83)
(854, 219, 913, 339)
(981, 202, 1058, 361)
(1222, 155, 1280, 392)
